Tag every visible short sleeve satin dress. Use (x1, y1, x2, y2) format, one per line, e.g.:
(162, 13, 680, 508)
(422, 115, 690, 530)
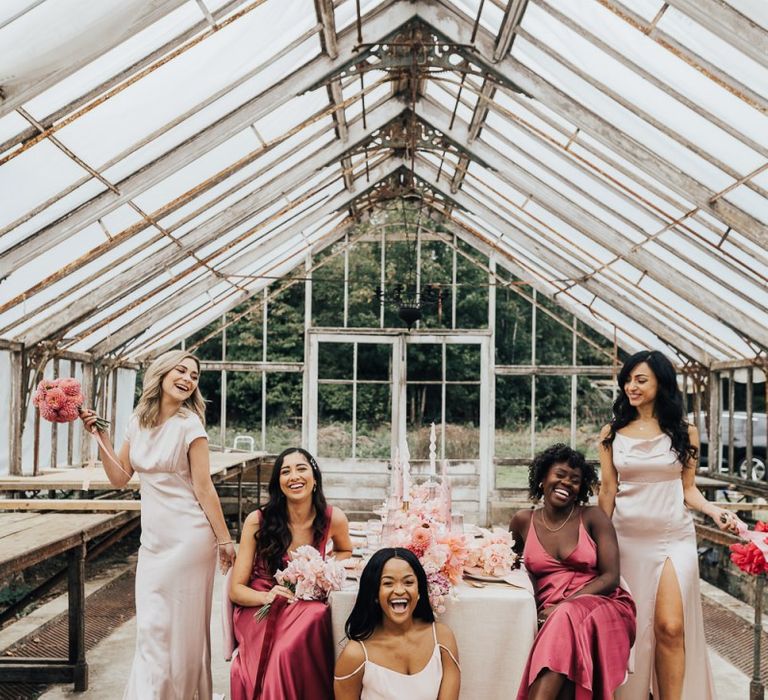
(123, 412, 217, 700)
(612, 432, 715, 699)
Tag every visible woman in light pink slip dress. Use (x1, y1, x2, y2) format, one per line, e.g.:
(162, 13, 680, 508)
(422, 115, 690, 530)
(334, 548, 461, 700)
(599, 350, 741, 699)
(81, 350, 235, 700)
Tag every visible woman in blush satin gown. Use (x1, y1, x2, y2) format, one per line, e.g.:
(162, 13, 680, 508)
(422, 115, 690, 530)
(511, 444, 636, 700)
(81, 350, 235, 699)
(334, 548, 460, 700)
(599, 350, 741, 699)
(229, 447, 353, 700)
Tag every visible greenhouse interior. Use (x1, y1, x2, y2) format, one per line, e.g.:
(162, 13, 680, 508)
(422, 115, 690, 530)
(0, 0, 767, 698)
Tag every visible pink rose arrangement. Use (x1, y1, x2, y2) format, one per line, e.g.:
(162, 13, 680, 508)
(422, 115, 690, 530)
(32, 378, 109, 431)
(256, 545, 346, 621)
(466, 529, 517, 577)
(729, 520, 768, 576)
(385, 519, 469, 614)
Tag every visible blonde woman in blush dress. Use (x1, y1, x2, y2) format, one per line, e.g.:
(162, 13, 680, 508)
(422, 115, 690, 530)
(81, 350, 235, 699)
(334, 548, 460, 700)
(598, 350, 741, 700)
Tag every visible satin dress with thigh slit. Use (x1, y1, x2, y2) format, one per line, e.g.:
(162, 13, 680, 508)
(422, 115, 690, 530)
(612, 432, 715, 699)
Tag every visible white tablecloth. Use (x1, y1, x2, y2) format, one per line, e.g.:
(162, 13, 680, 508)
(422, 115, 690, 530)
(330, 571, 537, 700)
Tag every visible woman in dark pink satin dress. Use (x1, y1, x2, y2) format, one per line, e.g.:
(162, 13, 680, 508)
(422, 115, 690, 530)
(510, 444, 636, 700)
(229, 448, 352, 700)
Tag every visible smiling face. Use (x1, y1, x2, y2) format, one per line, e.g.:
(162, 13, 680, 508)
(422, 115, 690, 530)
(623, 361, 659, 409)
(160, 357, 199, 404)
(542, 461, 583, 508)
(378, 557, 419, 624)
(278, 451, 316, 502)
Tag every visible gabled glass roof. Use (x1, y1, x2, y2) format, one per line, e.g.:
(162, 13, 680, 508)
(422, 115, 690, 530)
(1, 0, 766, 365)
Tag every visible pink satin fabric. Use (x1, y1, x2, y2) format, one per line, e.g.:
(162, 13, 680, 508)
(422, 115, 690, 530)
(517, 513, 636, 700)
(230, 507, 335, 700)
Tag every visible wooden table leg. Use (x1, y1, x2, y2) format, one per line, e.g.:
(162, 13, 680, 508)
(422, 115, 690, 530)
(68, 541, 88, 691)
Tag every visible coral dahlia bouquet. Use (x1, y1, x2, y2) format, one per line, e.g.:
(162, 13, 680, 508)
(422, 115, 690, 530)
(32, 378, 109, 431)
(256, 545, 346, 621)
(730, 520, 768, 576)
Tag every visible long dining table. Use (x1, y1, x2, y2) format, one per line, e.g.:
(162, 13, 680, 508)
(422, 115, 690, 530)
(329, 568, 537, 699)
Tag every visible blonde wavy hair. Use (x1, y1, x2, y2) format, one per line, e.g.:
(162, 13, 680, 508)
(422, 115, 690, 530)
(134, 350, 206, 429)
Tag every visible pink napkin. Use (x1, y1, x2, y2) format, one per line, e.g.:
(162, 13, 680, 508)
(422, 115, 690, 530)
(736, 522, 768, 559)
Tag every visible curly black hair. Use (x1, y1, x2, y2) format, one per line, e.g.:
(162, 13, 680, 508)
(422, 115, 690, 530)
(528, 443, 596, 505)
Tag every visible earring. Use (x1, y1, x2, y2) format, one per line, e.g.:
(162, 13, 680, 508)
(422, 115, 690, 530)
(313, 484, 317, 493)
(538, 482, 543, 489)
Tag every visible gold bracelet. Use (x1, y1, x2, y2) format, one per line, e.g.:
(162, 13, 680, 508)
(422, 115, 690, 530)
(217, 540, 233, 546)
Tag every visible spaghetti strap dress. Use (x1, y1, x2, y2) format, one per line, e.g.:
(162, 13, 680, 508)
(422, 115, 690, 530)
(517, 511, 636, 700)
(612, 432, 715, 699)
(335, 622, 450, 700)
(230, 506, 335, 700)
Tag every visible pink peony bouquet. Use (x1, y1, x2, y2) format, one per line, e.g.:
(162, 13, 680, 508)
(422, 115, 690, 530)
(730, 520, 768, 576)
(466, 529, 517, 577)
(256, 545, 346, 621)
(385, 520, 469, 614)
(32, 378, 109, 431)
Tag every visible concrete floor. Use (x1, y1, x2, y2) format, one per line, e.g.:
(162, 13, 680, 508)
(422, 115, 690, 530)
(31, 569, 756, 700)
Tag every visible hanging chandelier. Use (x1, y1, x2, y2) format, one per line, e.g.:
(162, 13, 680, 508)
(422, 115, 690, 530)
(373, 199, 446, 331)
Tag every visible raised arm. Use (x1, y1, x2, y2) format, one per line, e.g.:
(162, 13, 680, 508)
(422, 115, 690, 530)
(329, 507, 353, 560)
(188, 437, 235, 573)
(597, 424, 618, 519)
(79, 410, 134, 488)
(681, 425, 740, 533)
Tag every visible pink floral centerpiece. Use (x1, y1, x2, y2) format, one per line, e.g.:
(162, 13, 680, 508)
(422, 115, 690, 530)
(256, 545, 346, 621)
(730, 521, 768, 576)
(465, 529, 517, 577)
(383, 499, 469, 614)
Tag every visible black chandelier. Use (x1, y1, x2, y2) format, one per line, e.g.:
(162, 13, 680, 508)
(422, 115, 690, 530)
(375, 282, 445, 330)
(373, 197, 447, 331)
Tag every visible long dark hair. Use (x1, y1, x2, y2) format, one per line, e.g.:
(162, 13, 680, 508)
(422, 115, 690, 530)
(345, 548, 435, 641)
(602, 350, 696, 466)
(255, 447, 329, 576)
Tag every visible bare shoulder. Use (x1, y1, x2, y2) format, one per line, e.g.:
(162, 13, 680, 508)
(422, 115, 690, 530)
(582, 504, 610, 526)
(435, 622, 458, 650)
(510, 507, 532, 531)
(687, 423, 699, 441)
(336, 639, 366, 674)
(243, 509, 262, 530)
(599, 424, 612, 440)
(331, 506, 349, 526)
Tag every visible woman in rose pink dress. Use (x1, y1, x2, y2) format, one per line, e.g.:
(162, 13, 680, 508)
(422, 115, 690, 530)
(81, 350, 235, 699)
(511, 444, 636, 700)
(229, 447, 352, 700)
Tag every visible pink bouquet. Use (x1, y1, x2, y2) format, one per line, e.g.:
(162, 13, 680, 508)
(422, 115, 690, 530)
(466, 529, 517, 577)
(32, 378, 109, 431)
(730, 521, 768, 576)
(256, 545, 346, 621)
(385, 521, 469, 614)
